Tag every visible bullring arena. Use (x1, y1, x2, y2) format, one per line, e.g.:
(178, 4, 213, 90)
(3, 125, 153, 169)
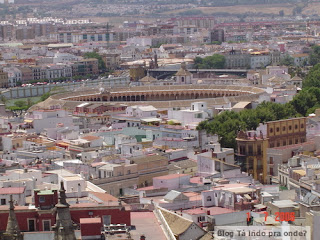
(32, 85, 266, 110)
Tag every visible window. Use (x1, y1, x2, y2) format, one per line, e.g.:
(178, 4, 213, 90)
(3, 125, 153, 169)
(257, 145, 262, 155)
(295, 124, 298, 129)
(43, 220, 51, 231)
(39, 196, 45, 203)
(197, 216, 205, 222)
(276, 127, 280, 132)
(1, 199, 6, 205)
(269, 157, 273, 164)
(301, 123, 304, 129)
(289, 139, 293, 145)
(207, 196, 212, 201)
(28, 219, 36, 231)
(270, 128, 273, 133)
(283, 140, 286, 146)
(289, 125, 292, 130)
(248, 145, 253, 155)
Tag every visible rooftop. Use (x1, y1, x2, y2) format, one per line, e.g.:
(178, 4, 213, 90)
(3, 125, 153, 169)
(130, 212, 166, 240)
(154, 173, 189, 180)
(183, 206, 235, 216)
(0, 187, 25, 195)
(89, 191, 118, 203)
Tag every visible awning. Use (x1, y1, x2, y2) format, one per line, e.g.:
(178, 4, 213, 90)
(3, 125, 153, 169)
(24, 119, 33, 123)
(244, 194, 252, 200)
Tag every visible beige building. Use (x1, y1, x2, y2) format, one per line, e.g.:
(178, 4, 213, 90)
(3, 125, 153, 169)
(129, 154, 169, 187)
(168, 159, 197, 177)
(104, 53, 121, 70)
(91, 162, 139, 196)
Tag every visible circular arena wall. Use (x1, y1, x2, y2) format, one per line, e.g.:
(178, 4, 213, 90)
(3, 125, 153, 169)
(37, 85, 266, 110)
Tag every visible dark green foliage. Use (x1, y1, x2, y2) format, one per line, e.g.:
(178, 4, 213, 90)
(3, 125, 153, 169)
(40, 92, 51, 102)
(280, 54, 294, 66)
(194, 54, 226, 69)
(309, 45, 320, 66)
(197, 102, 298, 149)
(290, 87, 320, 116)
(302, 63, 320, 88)
(8, 99, 33, 115)
(84, 52, 106, 71)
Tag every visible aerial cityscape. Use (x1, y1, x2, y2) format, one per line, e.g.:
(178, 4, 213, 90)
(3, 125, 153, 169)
(1, 0, 320, 239)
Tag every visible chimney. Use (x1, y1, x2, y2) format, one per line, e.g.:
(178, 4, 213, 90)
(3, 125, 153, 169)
(271, 198, 274, 203)
(207, 210, 210, 215)
(24, 168, 28, 173)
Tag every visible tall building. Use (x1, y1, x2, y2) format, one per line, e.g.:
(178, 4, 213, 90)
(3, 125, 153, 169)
(209, 29, 224, 43)
(236, 117, 307, 183)
(225, 49, 251, 69)
(0, 68, 8, 88)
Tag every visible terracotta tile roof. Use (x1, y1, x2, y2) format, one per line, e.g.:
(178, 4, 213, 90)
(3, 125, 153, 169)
(0, 187, 25, 195)
(90, 191, 118, 202)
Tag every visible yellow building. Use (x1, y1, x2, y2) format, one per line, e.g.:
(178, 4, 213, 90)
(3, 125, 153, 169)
(0, 68, 8, 88)
(236, 117, 306, 183)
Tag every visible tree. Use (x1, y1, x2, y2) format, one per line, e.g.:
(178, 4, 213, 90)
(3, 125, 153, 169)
(194, 54, 226, 69)
(14, 100, 27, 108)
(197, 101, 298, 149)
(302, 63, 320, 88)
(280, 54, 294, 66)
(40, 92, 51, 102)
(84, 52, 106, 71)
(290, 87, 320, 116)
(9, 100, 29, 116)
(309, 45, 320, 66)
